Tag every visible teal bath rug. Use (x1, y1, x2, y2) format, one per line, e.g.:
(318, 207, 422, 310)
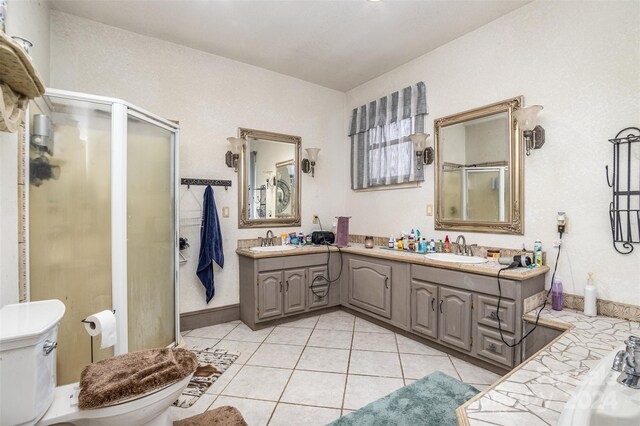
(329, 371, 479, 426)
(173, 349, 240, 408)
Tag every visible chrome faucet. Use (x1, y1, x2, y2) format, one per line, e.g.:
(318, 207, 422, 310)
(455, 235, 466, 256)
(612, 335, 640, 389)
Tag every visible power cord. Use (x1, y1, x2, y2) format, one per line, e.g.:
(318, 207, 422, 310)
(496, 236, 562, 348)
(309, 217, 343, 299)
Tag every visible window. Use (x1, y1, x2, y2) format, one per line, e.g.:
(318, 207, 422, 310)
(349, 82, 428, 190)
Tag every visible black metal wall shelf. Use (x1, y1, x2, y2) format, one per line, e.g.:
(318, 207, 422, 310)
(180, 178, 232, 190)
(606, 127, 639, 254)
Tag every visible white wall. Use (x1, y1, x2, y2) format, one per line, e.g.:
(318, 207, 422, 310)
(0, 0, 50, 308)
(49, 11, 347, 313)
(346, 1, 640, 305)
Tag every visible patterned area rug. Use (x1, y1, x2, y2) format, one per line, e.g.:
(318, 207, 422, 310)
(173, 349, 240, 408)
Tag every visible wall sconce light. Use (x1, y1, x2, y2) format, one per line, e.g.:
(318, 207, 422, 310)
(225, 137, 245, 172)
(409, 133, 433, 170)
(513, 105, 545, 156)
(264, 171, 276, 188)
(302, 148, 320, 177)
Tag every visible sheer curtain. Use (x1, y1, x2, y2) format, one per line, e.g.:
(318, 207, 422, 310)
(349, 82, 428, 190)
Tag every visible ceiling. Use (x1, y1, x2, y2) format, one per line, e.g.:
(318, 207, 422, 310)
(50, 0, 532, 92)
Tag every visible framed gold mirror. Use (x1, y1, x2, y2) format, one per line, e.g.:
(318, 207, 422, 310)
(434, 97, 524, 234)
(238, 127, 301, 228)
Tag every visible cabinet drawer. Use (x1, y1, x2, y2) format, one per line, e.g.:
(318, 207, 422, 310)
(476, 326, 514, 368)
(476, 295, 516, 333)
(308, 285, 329, 309)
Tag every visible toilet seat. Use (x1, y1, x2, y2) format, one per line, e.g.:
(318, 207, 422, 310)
(37, 374, 192, 426)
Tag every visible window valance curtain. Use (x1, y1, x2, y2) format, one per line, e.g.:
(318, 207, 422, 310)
(349, 82, 428, 190)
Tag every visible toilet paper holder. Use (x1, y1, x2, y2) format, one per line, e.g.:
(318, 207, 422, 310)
(81, 310, 116, 363)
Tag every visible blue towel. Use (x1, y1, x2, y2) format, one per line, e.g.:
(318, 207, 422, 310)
(197, 185, 224, 303)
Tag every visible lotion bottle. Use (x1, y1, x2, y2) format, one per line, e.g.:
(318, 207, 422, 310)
(584, 272, 597, 317)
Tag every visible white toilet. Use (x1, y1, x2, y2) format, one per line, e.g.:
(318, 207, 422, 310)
(0, 300, 192, 426)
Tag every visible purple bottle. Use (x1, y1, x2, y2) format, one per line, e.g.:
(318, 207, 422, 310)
(551, 277, 563, 311)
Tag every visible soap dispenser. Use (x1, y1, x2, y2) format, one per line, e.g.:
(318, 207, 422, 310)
(584, 272, 597, 317)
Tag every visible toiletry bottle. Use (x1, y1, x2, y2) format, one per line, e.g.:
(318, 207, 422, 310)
(422, 237, 427, 253)
(298, 232, 305, 246)
(584, 272, 597, 317)
(534, 240, 543, 267)
(409, 229, 415, 251)
(281, 233, 287, 245)
(430, 239, 435, 253)
(437, 240, 444, 253)
(417, 238, 423, 253)
(388, 235, 395, 249)
(285, 234, 291, 245)
(416, 229, 421, 247)
(551, 277, 563, 311)
(444, 235, 450, 253)
(397, 237, 403, 251)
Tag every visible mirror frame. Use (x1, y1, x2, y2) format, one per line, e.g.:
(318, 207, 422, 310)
(238, 127, 301, 228)
(434, 96, 524, 235)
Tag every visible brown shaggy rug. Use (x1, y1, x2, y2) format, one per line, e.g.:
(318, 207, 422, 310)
(78, 347, 197, 409)
(173, 406, 247, 426)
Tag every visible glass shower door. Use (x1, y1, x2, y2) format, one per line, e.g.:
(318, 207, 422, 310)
(126, 113, 177, 351)
(29, 97, 114, 385)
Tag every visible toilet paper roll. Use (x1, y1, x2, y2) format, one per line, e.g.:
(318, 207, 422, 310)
(84, 310, 117, 349)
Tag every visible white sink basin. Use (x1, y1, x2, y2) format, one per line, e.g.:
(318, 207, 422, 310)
(559, 346, 640, 426)
(249, 245, 297, 252)
(425, 253, 488, 264)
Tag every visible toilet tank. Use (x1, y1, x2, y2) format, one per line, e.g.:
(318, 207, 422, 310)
(0, 300, 66, 426)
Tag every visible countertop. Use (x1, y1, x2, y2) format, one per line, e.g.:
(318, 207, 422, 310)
(236, 244, 549, 281)
(457, 307, 640, 425)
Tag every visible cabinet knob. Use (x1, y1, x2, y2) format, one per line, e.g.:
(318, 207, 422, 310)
(384, 277, 389, 289)
(279, 281, 283, 292)
(439, 300, 444, 314)
(488, 343, 498, 353)
(490, 311, 498, 320)
(286, 280, 289, 291)
(431, 297, 435, 311)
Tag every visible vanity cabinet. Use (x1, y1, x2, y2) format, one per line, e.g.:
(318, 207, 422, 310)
(410, 281, 438, 339)
(348, 259, 392, 319)
(340, 254, 410, 330)
(439, 287, 473, 352)
(239, 253, 341, 329)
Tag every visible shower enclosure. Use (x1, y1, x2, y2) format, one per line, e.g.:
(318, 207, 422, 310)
(28, 89, 179, 385)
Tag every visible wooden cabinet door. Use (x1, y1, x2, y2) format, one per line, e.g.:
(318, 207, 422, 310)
(283, 269, 306, 314)
(438, 287, 472, 351)
(411, 280, 438, 340)
(308, 266, 329, 309)
(348, 259, 392, 318)
(257, 271, 283, 320)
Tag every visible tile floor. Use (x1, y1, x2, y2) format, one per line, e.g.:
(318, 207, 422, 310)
(173, 310, 501, 425)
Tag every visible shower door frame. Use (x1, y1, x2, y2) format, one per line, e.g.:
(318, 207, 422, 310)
(40, 89, 181, 355)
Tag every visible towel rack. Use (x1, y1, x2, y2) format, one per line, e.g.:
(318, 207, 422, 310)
(606, 127, 639, 254)
(181, 178, 232, 190)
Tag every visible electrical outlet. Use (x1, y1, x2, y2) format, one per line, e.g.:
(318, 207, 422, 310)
(553, 240, 562, 248)
(557, 211, 567, 235)
(312, 214, 319, 224)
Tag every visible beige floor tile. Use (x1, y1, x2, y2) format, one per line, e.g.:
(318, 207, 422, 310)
(307, 329, 353, 349)
(222, 365, 292, 401)
(321, 310, 354, 318)
(348, 350, 402, 378)
(354, 317, 393, 334)
(246, 343, 304, 369)
(187, 322, 239, 339)
(395, 334, 447, 356)
(343, 374, 405, 410)
(209, 395, 276, 426)
(170, 393, 216, 421)
(280, 370, 346, 408)
(265, 326, 313, 345)
(450, 357, 501, 385)
(400, 353, 460, 380)
(352, 332, 398, 352)
(205, 363, 242, 395)
(315, 315, 355, 331)
(183, 336, 219, 351)
(225, 323, 274, 342)
(269, 403, 341, 426)
(296, 347, 350, 373)
(213, 339, 261, 364)
(277, 315, 320, 328)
